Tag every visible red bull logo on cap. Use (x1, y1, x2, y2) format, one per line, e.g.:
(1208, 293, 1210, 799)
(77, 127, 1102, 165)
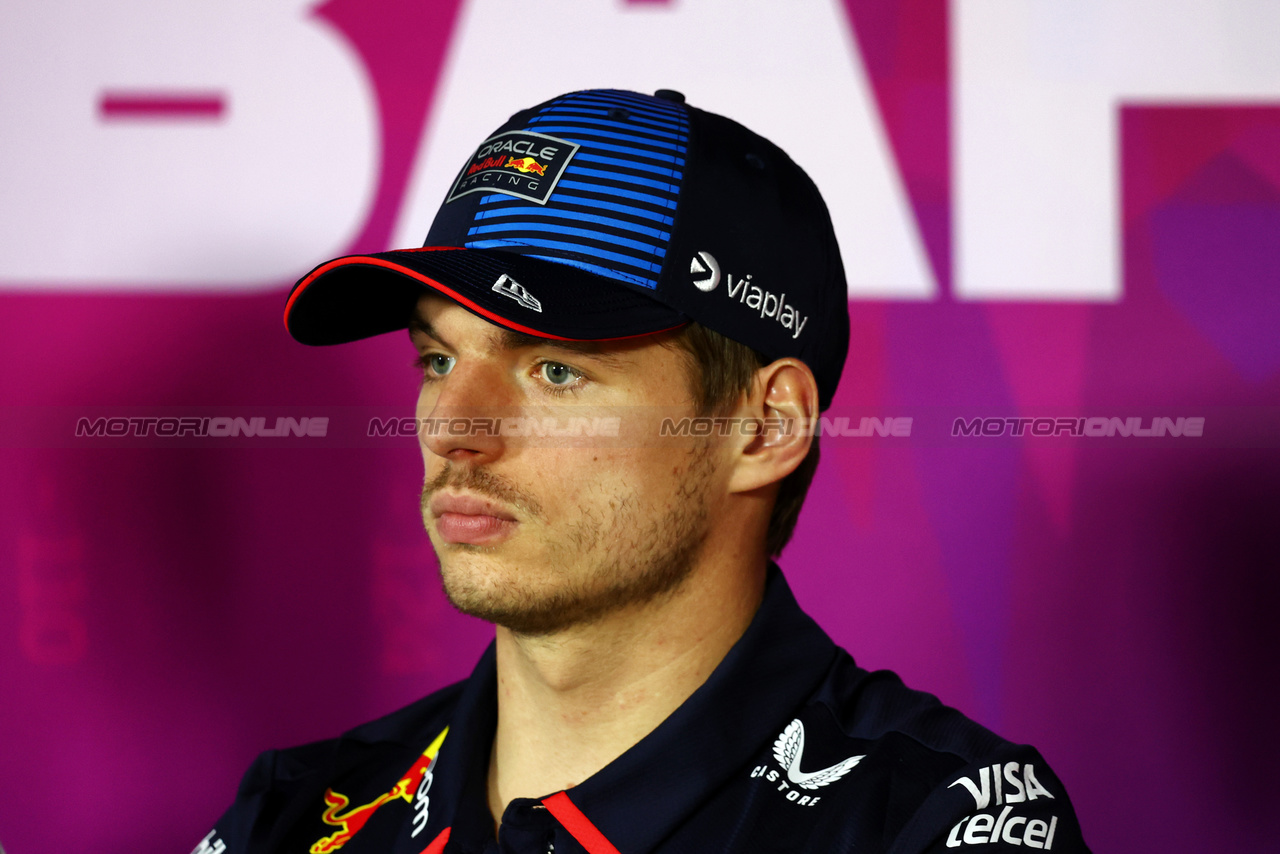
(505, 156, 547, 176)
(447, 129, 579, 205)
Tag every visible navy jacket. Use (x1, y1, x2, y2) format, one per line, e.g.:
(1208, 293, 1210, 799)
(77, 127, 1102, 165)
(198, 568, 1089, 853)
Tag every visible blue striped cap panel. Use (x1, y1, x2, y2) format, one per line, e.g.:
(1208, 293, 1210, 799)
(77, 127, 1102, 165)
(463, 90, 689, 290)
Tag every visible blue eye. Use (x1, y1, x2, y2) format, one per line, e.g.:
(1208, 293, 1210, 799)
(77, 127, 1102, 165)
(428, 354, 455, 376)
(540, 362, 577, 386)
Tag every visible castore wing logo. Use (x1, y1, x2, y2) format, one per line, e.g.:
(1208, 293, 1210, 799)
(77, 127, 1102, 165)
(772, 718, 865, 790)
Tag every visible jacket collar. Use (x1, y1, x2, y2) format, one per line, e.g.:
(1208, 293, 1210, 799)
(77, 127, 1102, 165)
(426, 564, 837, 852)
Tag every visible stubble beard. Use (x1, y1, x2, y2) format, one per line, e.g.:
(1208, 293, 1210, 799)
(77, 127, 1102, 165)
(421, 446, 715, 636)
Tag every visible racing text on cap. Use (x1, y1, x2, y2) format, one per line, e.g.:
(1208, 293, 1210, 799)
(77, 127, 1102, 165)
(446, 130, 580, 205)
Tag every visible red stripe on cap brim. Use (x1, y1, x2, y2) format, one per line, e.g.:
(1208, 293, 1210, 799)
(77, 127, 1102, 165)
(285, 249, 686, 344)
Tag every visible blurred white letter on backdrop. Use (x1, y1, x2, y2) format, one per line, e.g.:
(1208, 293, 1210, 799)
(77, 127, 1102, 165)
(956, 0, 1280, 300)
(0, 0, 377, 289)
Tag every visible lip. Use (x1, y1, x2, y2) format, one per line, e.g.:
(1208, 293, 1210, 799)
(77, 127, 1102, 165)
(429, 492, 519, 545)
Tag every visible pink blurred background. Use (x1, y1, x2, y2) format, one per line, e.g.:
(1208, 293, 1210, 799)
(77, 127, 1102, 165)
(3, 2, 1278, 851)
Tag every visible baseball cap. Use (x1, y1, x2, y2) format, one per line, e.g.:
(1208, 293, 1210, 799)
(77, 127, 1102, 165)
(285, 88, 850, 409)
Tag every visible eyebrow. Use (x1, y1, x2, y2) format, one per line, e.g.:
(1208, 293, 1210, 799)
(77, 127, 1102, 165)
(408, 311, 633, 367)
(407, 313, 442, 343)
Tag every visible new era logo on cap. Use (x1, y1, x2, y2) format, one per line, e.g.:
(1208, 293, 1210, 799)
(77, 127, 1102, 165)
(492, 274, 542, 312)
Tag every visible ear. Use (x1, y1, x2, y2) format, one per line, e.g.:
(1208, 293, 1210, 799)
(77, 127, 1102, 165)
(726, 358, 819, 495)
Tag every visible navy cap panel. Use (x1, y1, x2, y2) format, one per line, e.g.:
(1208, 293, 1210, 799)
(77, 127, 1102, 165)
(657, 109, 850, 408)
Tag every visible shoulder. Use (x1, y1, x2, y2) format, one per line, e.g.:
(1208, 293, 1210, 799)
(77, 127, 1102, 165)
(786, 651, 1091, 852)
(243, 679, 465, 797)
(815, 651, 1007, 763)
(196, 680, 465, 854)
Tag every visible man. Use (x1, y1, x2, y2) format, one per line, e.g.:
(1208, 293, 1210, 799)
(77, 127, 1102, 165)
(200, 89, 1088, 853)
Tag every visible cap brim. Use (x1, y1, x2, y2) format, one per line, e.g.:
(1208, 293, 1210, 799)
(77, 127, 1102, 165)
(284, 247, 688, 345)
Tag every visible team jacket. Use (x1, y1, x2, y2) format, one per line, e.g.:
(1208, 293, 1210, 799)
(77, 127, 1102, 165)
(197, 568, 1090, 853)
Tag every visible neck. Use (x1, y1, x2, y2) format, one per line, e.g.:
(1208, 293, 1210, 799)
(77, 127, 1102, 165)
(486, 552, 767, 823)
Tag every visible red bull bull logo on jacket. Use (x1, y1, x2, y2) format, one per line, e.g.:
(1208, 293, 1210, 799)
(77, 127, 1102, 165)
(308, 728, 448, 853)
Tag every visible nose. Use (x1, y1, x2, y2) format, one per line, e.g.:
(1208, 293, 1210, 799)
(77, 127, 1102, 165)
(417, 362, 509, 463)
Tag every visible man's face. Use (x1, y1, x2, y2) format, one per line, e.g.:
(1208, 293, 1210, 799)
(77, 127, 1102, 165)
(411, 294, 725, 635)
